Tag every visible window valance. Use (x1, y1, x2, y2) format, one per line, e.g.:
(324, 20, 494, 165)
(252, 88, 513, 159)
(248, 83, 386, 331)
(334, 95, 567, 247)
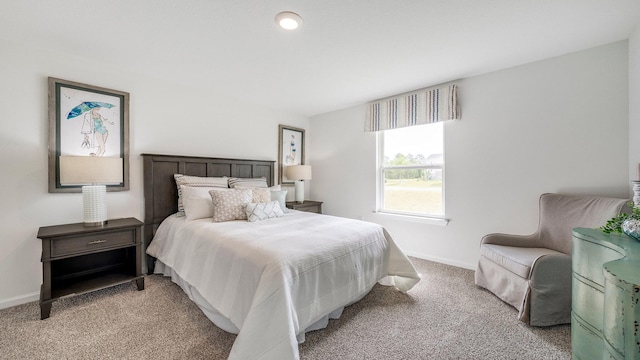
(365, 84, 459, 132)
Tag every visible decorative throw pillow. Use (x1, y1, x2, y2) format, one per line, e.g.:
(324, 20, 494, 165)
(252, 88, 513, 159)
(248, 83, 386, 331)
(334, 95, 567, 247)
(235, 186, 271, 203)
(251, 188, 271, 203)
(228, 177, 268, 189)
(181, 186, 228, 221)
(270, 190, 289, 213)
(175, 174, 228, 216)
(209, 188, 253, 222)
(245, 201, 285, 222)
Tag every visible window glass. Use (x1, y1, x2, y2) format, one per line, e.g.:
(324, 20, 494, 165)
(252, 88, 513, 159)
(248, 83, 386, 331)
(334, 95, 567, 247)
(379, 123, 444, 217)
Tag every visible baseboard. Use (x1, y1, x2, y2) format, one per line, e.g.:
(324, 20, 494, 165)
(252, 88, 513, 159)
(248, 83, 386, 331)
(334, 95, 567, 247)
(0, 292, 39, 310)
(405, 251, 476, 270)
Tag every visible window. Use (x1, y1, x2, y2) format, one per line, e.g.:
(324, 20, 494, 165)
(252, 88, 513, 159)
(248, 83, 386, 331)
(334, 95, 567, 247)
(377, 123, 444, 217)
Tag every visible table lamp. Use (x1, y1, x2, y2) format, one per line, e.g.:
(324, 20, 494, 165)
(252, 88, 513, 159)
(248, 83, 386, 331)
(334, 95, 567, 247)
(59, 156, 123, 226)
(286, 165, 312, 203)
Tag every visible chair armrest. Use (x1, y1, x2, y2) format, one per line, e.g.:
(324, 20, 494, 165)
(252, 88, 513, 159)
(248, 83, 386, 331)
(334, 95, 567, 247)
(481, 232, 540, 247)
(526, 253, 572, 326)
(530, 253, 572, 280)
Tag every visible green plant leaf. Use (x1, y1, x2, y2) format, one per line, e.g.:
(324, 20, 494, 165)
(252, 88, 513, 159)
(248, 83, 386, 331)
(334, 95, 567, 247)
(599, 202, 638, 233)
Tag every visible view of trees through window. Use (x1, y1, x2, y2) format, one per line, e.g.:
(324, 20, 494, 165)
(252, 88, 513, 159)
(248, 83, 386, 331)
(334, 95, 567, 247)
(380, 123, 443, 216)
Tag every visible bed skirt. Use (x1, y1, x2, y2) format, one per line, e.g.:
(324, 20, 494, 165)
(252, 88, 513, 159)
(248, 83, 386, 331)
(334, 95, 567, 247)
(153, 259, 369, 343)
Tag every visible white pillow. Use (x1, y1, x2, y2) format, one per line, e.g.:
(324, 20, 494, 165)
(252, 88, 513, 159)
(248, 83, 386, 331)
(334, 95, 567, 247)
(209, 188, 253, 222)
(270, 190, 289, 213)
(174, 174, 228, 216)
(181, 186, 228, 221)
(245, 201, 285, 222)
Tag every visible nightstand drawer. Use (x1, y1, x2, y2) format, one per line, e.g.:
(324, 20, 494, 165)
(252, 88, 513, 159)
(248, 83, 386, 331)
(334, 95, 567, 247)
(286, 201, 323, 214)
(297, 206, 318, 213)
(51, 230, 135, 257)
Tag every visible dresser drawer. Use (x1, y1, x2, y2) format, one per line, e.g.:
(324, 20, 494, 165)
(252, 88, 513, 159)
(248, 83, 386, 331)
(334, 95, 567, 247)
(572, 312, 603, 360)
(572, 237, 623, 287)
(51, 229, 136, 257)
(572, 274, 604, 331)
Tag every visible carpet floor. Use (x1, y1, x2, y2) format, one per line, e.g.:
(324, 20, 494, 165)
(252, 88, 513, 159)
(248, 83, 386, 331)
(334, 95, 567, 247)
(0, 258, 570, 359)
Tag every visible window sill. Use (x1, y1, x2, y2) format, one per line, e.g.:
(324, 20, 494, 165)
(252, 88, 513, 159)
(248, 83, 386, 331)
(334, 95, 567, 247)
(372, 211, 449, 226)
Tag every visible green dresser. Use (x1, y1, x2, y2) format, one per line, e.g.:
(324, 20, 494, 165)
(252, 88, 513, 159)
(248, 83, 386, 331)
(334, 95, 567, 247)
(572, 228, 640, 359)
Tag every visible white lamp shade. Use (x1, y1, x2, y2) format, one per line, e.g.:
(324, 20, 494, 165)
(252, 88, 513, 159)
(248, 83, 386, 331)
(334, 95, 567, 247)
(59, 156, 122, 226)
(286, 165, 312, 181)
(60, 156, 123, 185)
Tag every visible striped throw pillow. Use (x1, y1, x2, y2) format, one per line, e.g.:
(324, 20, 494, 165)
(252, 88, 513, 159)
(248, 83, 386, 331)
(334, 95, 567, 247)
(228, 177, 268, 189)
(174, 174, 228, 216)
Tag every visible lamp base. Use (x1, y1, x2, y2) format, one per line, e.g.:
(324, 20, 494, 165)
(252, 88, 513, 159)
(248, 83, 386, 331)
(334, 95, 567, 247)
(82, 185, 108, 226)
(294, 180, 305, 203)
(84, 220, 107, 227)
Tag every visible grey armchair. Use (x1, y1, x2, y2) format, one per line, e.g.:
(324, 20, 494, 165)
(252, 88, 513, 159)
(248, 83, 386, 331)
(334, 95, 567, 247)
(474, 193, 628, 326)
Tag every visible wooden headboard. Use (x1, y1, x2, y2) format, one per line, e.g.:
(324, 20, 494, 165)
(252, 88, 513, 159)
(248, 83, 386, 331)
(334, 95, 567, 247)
(141, 153, 275, 272)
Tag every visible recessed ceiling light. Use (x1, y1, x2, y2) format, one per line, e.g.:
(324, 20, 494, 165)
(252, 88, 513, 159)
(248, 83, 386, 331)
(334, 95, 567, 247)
(275, 11, 303, 30)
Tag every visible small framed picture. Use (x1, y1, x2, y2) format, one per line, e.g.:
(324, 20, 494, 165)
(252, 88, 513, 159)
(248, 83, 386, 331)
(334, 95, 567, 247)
(278, 124, 305, 184)
(48, 77, 129, 193)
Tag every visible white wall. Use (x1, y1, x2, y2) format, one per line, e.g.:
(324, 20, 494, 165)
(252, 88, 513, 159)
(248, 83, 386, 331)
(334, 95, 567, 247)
(0, 39, 309, 308)
(0, 36, 633, 308)
(310, 41, 630, 269)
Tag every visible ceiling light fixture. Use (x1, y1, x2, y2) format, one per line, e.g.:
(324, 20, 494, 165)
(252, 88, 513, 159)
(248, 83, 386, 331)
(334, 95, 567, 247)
(275, 11, 303, 30)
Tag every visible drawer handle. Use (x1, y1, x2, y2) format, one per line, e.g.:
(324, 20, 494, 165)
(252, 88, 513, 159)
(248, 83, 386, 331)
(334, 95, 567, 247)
(88, 239, 107, 245)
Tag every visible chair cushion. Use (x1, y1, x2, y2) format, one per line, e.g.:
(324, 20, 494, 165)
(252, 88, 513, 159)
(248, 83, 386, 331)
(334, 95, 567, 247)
(480, 244, 564, 278)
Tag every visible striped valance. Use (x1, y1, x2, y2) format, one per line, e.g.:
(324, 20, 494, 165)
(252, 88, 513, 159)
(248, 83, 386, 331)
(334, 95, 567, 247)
(365, 84, 459, 132)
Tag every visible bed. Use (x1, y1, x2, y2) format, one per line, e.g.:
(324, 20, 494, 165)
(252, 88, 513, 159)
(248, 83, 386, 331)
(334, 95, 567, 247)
(142, 153, 421, 360)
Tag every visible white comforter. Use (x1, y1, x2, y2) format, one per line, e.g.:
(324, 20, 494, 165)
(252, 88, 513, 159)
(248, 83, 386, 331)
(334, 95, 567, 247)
(146, 211, 420, 360)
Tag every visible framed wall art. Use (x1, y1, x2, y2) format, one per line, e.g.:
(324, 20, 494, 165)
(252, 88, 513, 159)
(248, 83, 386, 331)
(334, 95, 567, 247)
(278, 124, 305, 184)
(48, 77, 130, 193)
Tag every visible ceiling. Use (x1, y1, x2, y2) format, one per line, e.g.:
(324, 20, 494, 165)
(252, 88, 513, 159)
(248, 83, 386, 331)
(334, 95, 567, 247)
(2, 0, 640, 117)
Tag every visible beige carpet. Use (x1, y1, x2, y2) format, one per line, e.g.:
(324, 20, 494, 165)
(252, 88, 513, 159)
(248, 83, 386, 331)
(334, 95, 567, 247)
(0, 258, 570, 359)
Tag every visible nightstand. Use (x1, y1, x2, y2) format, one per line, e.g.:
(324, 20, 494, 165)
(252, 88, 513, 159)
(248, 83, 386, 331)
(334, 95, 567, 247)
(286, 200, 323, 214)
(37, 217, 144, 319)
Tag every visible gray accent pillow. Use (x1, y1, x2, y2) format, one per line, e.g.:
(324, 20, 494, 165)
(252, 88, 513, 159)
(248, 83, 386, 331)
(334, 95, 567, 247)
(270, 190, 289, 213)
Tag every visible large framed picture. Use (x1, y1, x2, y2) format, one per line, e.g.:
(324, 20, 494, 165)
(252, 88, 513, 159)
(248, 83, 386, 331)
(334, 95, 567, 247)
(278, 124, 305, 184)
(48, 77, 129, 193)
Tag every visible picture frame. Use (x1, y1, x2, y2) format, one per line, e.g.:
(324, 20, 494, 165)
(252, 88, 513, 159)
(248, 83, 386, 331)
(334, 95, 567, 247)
(278, 124, 305, 184)
(48, 77, 130, 193)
